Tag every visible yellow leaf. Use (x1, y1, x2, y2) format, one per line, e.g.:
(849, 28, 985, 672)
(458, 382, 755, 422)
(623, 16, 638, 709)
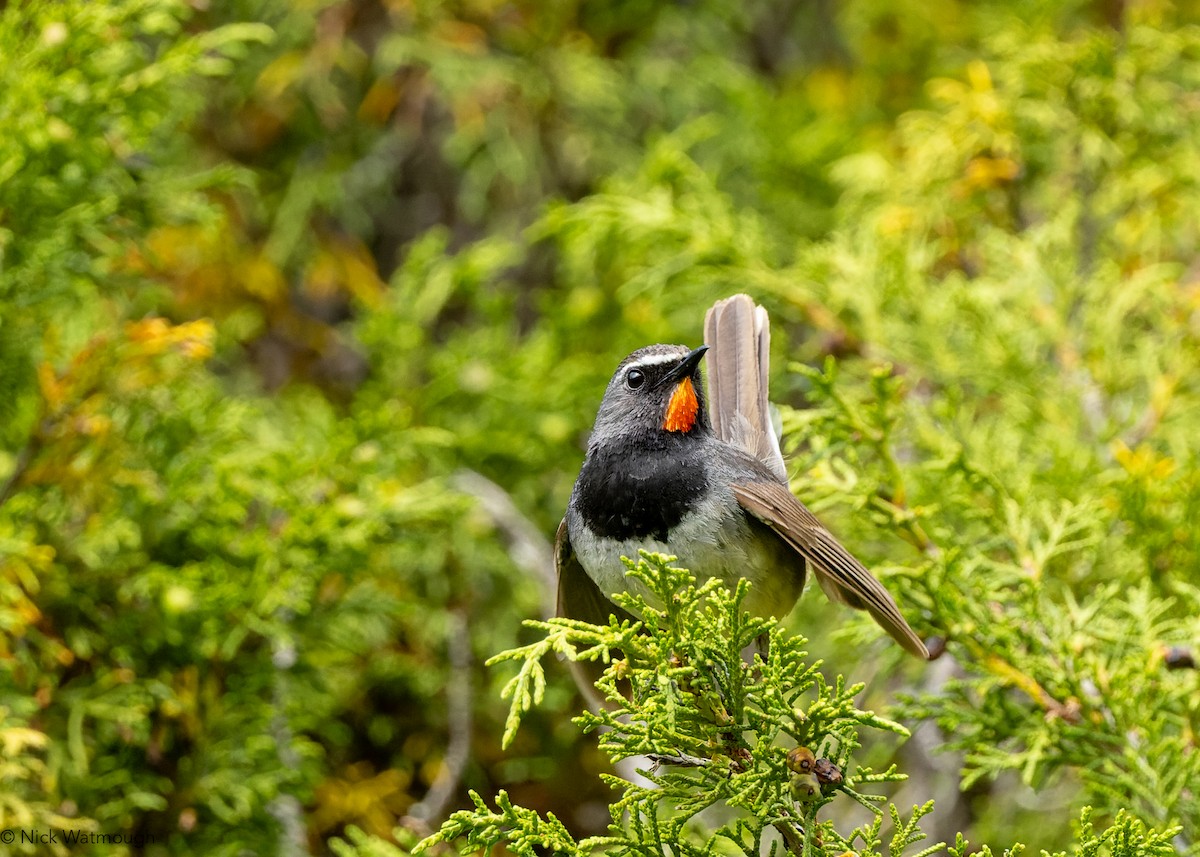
(255, 50, 306, 101)
(305, 240, 385, 308)
(966, 59, 993, 93)
(358, 76, 403, 124)
(878, 204, 916, 235)
(433, 20, 488, 54)
(964, 155, 1020, 189)
(236, 254, 287, 303)
(126, 317, 173, 354)
(0, 727, 48, 757)
(36, 362, 65, 410)
(927, 77, 967, 105)
(171, 319, 216, 361)
(1111, 439, 1175, 481)
(1150, 374, 1176, 417)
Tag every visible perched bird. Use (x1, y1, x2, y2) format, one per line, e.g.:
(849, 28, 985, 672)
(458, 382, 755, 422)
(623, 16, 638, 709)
(555, 294, 928, 658)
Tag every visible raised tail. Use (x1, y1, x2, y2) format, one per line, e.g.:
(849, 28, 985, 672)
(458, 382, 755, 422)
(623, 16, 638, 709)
(703, 294, 787, 481)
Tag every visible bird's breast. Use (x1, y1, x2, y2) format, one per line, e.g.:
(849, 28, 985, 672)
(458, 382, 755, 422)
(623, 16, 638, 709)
(570, 441, 708, 543)
(567, 454, 804, 619)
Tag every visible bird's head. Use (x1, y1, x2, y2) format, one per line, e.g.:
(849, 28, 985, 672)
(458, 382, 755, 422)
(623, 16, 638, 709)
(590, 344, 710, 442)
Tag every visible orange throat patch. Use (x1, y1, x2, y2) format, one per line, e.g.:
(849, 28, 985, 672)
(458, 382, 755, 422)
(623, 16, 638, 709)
(663, 377, 699, 433)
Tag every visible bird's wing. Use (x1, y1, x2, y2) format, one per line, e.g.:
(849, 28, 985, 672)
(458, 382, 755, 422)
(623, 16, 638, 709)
(731, 481, 929, 659)
(555, 518, 637, 627)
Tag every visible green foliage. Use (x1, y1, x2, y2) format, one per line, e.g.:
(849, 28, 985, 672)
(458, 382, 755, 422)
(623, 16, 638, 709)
(772, 355, 1200, 841)
(0, 0, 268, 436)
(420, 554, 915, 855)
(940, 807, 1182, 857)
(755, 23, 1200, 842)
(408, 556, 1182, 856)
(3, 0, 1199, 854)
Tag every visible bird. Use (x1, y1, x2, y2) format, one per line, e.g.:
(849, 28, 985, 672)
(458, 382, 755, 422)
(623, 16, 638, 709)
(555, 294, 928, 659)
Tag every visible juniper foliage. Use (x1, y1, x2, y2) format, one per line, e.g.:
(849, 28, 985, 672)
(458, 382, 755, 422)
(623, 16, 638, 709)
(403, 554, 1183, 857)
(3, 0, 1199, 853)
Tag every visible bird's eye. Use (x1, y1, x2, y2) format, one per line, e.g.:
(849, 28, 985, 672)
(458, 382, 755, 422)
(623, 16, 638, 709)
(625, 368, 646, 389)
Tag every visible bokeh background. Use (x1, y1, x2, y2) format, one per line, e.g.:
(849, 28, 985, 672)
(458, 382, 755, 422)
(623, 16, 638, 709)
(2, 0, 1199, 854)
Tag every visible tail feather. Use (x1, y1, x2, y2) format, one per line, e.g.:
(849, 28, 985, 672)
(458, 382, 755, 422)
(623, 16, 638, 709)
(704, 295, 787, 481)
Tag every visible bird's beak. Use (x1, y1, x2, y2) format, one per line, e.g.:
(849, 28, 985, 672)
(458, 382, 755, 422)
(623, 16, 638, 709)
(656, 346, 708, 389)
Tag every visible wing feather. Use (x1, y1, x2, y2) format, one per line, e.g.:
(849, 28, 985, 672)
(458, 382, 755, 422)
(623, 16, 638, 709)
(731, 482, 929, 659)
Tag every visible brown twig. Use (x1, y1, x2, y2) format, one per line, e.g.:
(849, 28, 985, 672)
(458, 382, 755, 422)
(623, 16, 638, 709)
(408, 608, 474, 824)
(452, 470, 557, 616)
(452, 469, 610, 714)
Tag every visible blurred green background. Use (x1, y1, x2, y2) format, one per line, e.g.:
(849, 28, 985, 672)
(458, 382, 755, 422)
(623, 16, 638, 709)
(1, 0, 1199, 854)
